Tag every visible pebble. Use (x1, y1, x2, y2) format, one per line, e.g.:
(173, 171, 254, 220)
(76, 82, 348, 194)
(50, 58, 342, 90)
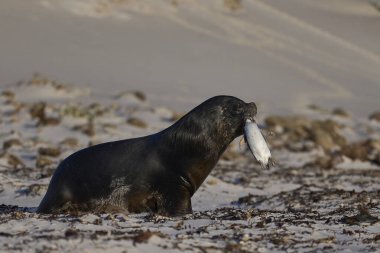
(38, 147, 61, 157)
(127, 117, 147, 128)
(3, 139, 22, 150)
(369, 111, 380, 122)
(36, 156, 54, 169)
(332, 108, 350, 118)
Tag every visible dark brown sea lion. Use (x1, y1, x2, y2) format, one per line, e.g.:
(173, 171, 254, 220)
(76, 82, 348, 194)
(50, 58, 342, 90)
(37, 96, 257, 216)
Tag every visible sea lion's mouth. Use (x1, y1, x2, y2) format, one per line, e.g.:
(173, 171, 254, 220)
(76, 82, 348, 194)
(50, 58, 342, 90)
(245, 117, 256, 123)
(243, 102, 257, 122)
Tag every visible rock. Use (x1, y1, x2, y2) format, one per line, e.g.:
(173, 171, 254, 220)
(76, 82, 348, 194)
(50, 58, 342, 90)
(36, 156, 54, 168)
(265, 115, 347, 152)
(65, 229, 80, 239)
(27, 73, 48, 86)
(29, 102, 45, 120)
(369, 111, 380, 122)
(63, 105, 86, 117)
(132, 91, 146, 101)
(3, 139, 22, 150)
(265, 115, 311, 143)
(341, 205, 379, 225)
(38, 147, 61, 157)
(1, 90, 15, 100)
(127, 117, 147, 128)
(314, 156, 332, 168)
(224, 0, 242, 11)
(311, 129, 336, 151)
(29, 102, 60, 126)
(368, 139, 380, 152)
(73, 117, 95, 136)
(332, 108, 350, 118)
(312, 153, 343, 169)
(366, 139, 380, 164)
(60, 138, 79, 147)
(342, 141, 370, 161)
(265, 116, 289, 129)
(88, 103, 104, 117)
(265, 116, 311, 148)
(311, 120, 346, 150)
(132, 231, 163, 245)
(0, 153, 25, 169)
(115, 90, 146, 102)
(307, 104, 328, 113)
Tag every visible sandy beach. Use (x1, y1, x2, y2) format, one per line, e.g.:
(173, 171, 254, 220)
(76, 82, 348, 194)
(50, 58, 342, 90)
(0, 0, 380, 252)
(1, 0, 380, 116)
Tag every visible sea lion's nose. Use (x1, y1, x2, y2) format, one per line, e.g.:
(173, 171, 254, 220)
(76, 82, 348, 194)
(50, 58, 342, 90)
(244, 102, 257, 119)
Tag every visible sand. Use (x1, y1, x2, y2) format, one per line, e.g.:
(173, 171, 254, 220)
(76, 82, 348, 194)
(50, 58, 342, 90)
(0, 0, 380, 116)
(0, 1, 380, 252)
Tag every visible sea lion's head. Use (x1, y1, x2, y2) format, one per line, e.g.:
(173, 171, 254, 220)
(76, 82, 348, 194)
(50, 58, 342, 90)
(171, 96, 257, 148)
(204, 95, 257, 139)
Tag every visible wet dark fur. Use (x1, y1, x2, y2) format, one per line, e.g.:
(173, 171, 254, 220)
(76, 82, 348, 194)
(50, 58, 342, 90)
(37, 96, 257, 216)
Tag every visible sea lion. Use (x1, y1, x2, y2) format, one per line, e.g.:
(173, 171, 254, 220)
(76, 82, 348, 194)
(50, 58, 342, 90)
(37, 95, 257, 216)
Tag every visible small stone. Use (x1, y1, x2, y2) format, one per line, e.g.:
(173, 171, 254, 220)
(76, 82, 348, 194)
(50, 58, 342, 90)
(115, 91, 146, 102)
(38, 147, 61, 157)
(311, 120, 346, 150)
(307, 104, 328, 113)
(43, 118, 60, 126)
(29, 102, 60, 126)
(1, 90, 15, 100)
(2, 153, 25, 168)
(132, 91, 146, 101)
(29, 102, 46, 120)
(206, 178, 218, 185)
(265, 116, 288, 128)
(36, 156, 54, 168)
(60, 138, 79, 147)
(332, 108, 350, 118)
(132, 231, 155, 245)
(314, 156, 332, 168)
(3, 139, 22, 150)
(368, 139, 380, 152)
(311, 129, 335, 151)
(65, 229, 79, 239)
(256, 221, 265, 228)
(127, 117, 147, 128)
(241, 233, 250, 242)
(11, 211, 26, 220)
(342, 142, 369, 161)
(266, 116, 311, 133)
(369, 111, 380, 122)
(224, 0, 242, 11)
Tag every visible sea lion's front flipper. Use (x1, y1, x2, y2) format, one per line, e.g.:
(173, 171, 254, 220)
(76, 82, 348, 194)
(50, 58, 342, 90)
(160, 185, 192, 216)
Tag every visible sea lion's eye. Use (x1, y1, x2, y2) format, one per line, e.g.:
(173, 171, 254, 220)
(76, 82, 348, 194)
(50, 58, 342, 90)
(232, 104, 244, 114)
